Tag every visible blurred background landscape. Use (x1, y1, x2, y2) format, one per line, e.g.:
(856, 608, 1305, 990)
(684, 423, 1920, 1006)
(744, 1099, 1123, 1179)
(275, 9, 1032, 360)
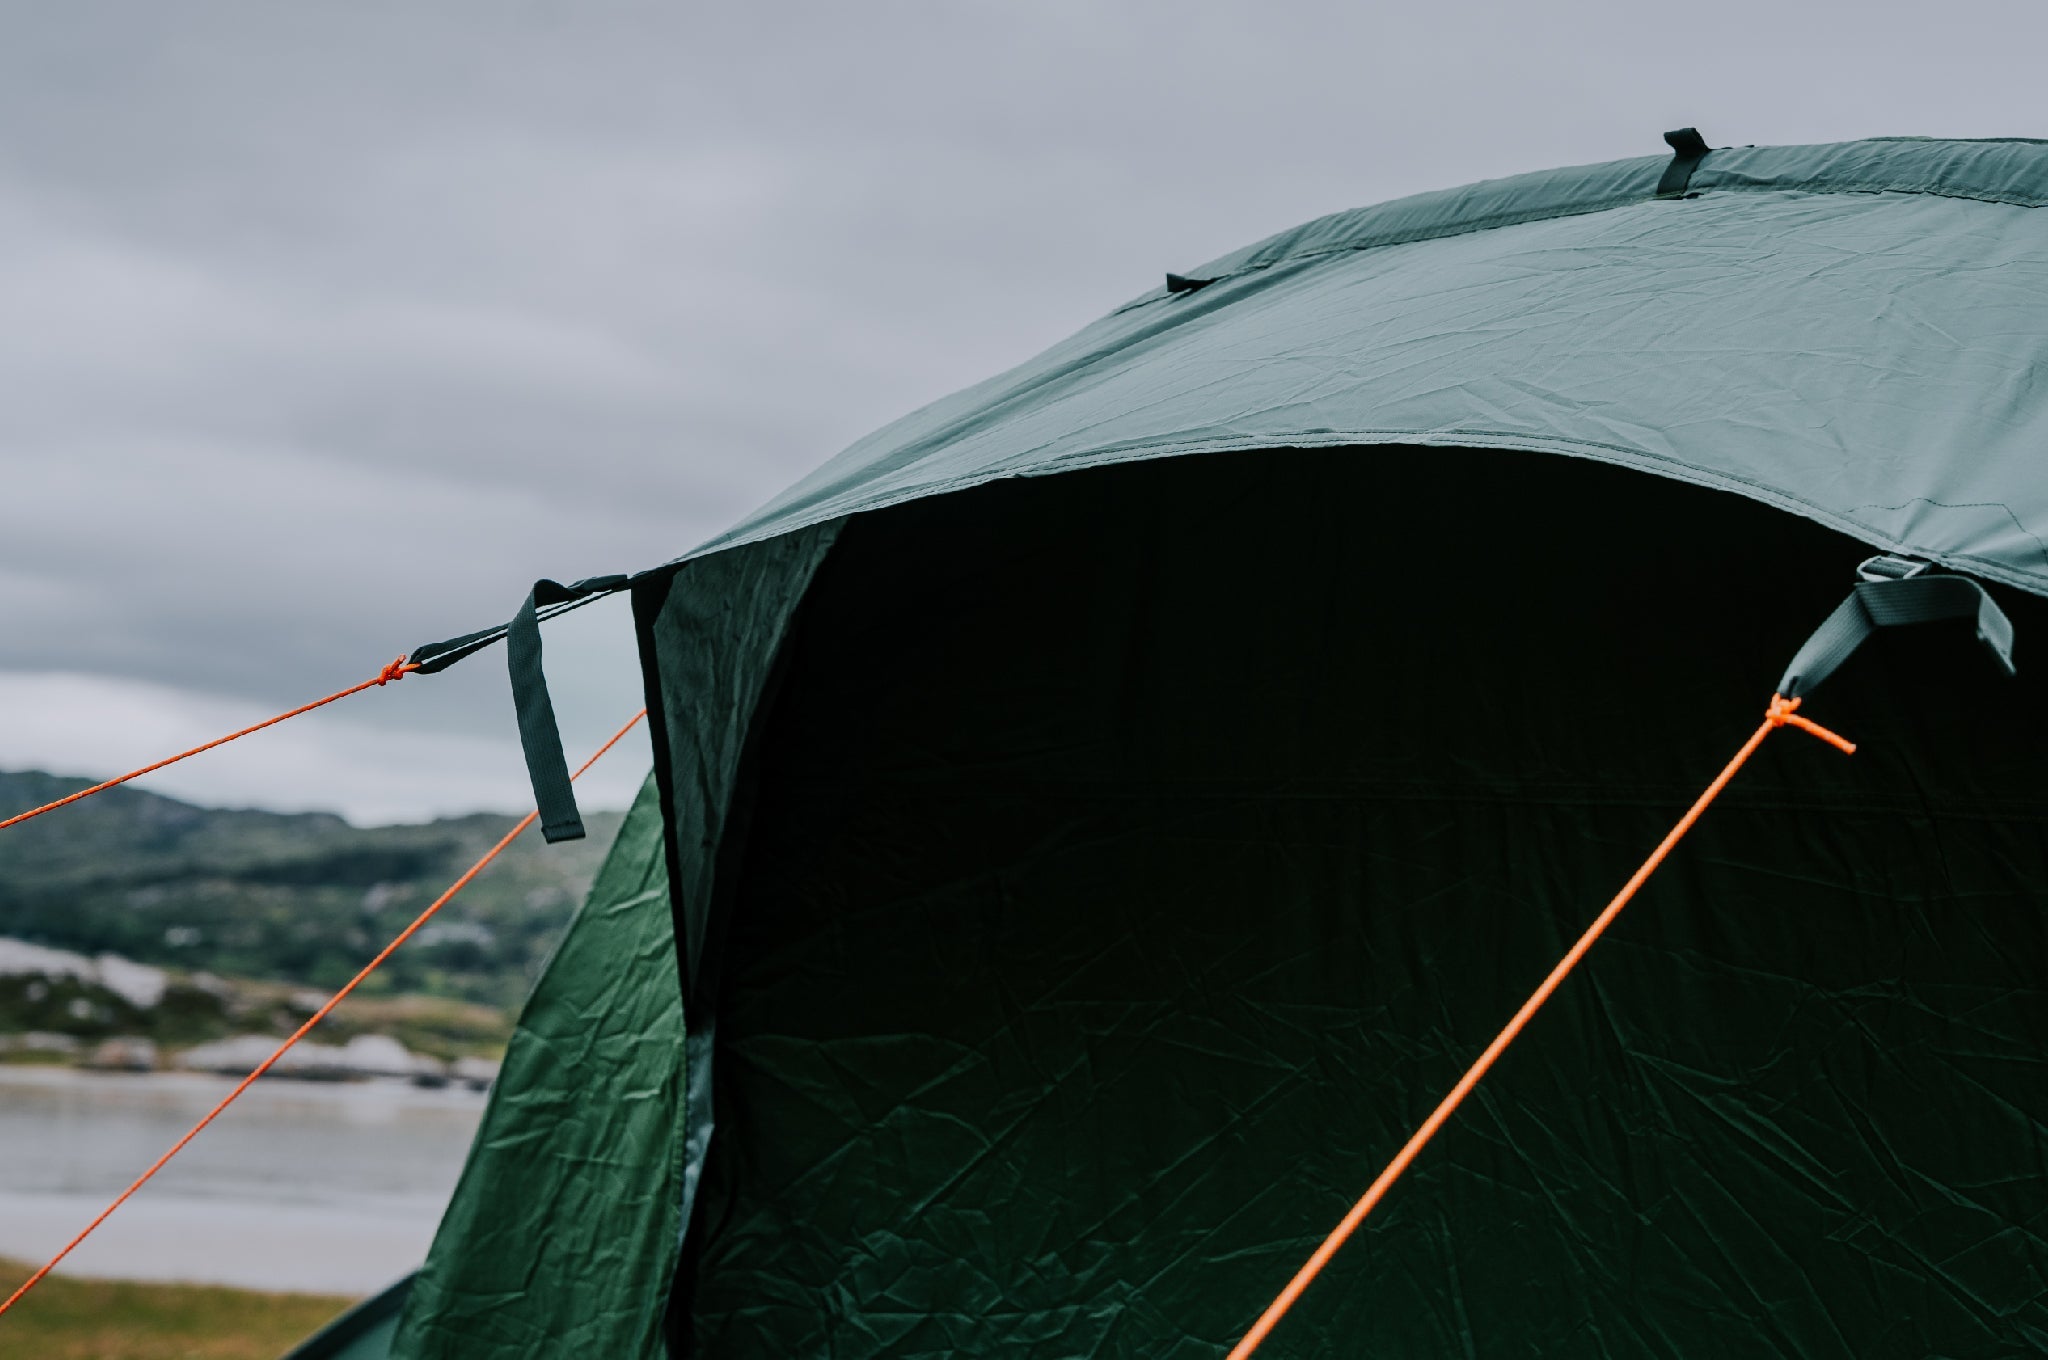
(0, 768, 620, 1064)
(0, 769, 624, 1354)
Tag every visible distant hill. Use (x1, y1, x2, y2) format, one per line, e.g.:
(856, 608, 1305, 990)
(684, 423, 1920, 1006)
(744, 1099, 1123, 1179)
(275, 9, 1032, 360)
(0, 771, 626, 1011)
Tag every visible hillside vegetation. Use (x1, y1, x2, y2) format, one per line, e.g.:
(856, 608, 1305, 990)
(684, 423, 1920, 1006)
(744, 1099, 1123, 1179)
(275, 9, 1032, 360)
(0, 771, 624, 1014)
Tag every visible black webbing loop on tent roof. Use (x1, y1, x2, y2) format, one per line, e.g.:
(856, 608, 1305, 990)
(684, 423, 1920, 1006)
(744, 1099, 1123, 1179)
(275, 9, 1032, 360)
(1165, 272, 1215, 294)
(1776, 556, 2016, 698)
(1655, 128, 1712, 199)
(406, 625, 506, 676)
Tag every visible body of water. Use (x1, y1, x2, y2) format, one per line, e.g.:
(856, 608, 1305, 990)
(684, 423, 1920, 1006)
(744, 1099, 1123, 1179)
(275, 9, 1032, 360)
(0, 1066, 486, 1294)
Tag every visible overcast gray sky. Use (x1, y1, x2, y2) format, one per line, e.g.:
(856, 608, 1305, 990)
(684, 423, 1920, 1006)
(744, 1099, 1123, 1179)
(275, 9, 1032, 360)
(2, 0, 2042, 822)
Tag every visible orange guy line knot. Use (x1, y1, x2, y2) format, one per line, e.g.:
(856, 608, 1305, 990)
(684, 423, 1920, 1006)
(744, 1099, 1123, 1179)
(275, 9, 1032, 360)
(1225, 692, 1855, 1359)
(375, 655, 418, 686)
(1766, 692, 1858, 754)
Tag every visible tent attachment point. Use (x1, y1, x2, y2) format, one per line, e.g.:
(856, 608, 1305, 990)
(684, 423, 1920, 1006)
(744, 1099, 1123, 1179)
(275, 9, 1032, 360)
(1656, 127, 1712, 199)
(506, 574, 632, 844)
(1165, 272, 1215, 294)
(1776, 562, 2016, 698)
(1857, 553, 1933, 581)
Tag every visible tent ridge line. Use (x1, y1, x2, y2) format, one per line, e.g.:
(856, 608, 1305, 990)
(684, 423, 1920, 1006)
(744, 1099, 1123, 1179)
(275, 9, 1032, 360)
(1110, 192, 1656, 316)
(1118, 180, 2048, 318)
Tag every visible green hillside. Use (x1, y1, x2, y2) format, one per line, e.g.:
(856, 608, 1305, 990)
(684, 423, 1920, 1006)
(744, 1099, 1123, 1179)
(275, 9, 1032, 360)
(0, 771, 624, 1012)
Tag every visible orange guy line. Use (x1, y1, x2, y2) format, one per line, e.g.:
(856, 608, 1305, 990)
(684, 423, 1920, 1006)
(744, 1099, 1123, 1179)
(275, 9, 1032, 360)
(1227, 695, 1853, 1358)
(0, 707, 648, 1322)
(0, 656, 419, 832)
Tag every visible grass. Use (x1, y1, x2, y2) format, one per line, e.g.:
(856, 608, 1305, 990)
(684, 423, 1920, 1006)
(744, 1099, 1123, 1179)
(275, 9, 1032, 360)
(0, 1258, 358, 1360)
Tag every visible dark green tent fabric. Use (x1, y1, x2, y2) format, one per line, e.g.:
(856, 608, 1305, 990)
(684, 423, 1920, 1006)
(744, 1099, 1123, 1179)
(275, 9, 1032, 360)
(386, 136, 2048, 1358)
(393, 529, 838, 1358)
(392, 775, 683, 1356)
(674, 449, 2048, 1356)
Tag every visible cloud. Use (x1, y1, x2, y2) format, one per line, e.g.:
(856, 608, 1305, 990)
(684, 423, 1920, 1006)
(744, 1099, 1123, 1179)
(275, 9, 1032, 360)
(1, 0, 2044, 817)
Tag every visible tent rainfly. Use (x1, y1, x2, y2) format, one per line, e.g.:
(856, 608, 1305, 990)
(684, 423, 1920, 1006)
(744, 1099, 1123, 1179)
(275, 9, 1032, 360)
(304, 132, 2048, 1358)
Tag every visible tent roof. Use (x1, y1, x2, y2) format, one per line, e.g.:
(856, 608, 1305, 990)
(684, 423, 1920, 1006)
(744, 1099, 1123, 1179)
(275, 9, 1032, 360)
(675, 135, 2048, 596)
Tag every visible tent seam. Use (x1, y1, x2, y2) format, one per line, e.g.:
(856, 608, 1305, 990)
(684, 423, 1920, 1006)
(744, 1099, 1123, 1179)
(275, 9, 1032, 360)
(667, 430, 2048, 601)
(1114, 183, 2048, 315)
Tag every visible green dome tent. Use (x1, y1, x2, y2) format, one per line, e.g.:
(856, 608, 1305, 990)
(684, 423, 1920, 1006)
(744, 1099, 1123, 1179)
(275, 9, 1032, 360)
(345, 133, 2048, 1357)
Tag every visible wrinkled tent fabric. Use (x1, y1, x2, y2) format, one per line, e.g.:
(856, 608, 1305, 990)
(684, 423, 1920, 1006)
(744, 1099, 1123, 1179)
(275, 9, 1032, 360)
(672, 453, 2048, 1356)
(395, 773, 685, 1354)
(388, 137, 2048, 1358)
(684, 137, 2048, 596)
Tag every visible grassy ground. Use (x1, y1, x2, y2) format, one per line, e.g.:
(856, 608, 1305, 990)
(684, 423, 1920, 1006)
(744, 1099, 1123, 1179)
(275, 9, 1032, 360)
(0, 1258, 358, 1359)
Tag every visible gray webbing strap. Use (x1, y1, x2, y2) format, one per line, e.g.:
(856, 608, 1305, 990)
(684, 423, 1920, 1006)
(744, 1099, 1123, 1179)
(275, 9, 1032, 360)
(1776, 557, 2016, 698)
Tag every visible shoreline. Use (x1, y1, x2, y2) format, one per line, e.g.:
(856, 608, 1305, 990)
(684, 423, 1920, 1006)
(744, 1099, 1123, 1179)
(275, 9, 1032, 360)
(0, 1067, 479, 1294)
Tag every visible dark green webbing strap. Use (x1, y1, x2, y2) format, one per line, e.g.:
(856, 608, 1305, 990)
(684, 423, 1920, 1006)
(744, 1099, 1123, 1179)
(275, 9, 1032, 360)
(1655, 128, 1711, 199)
(1777, 557, 2016, 698)
(511, 582, 582, 842)
(406, 623, 506, 675)
(506, 576, 630, 843)
(405, 573, 631, 845)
